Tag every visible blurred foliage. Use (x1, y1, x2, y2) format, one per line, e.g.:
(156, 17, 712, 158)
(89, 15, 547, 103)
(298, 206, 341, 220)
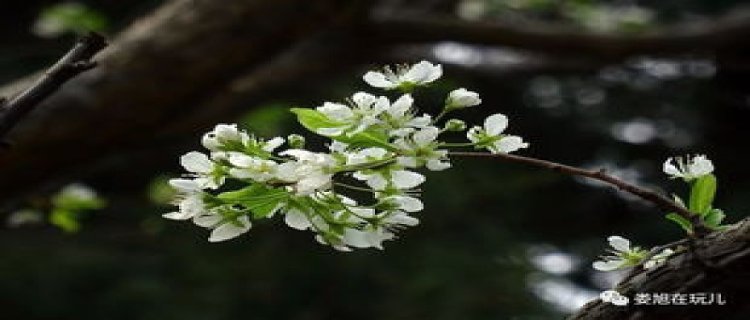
(32, 2, 109, 38)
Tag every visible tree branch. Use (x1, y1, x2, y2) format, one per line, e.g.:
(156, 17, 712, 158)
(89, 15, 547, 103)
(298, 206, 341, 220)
(369, 9, 750, 59)
(0, 33, 107, 143)
(569, 218, 750, 320)
(449, 151, 709, 235)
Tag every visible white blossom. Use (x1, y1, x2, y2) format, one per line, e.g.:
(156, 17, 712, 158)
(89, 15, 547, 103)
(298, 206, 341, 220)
(394, 126, 451, 171)
(180, 151, 224, 189)
(592, 236, 647, 271)
(467, 113, 529, 154)
(193, 212, 252, 243)
(663, 155, 714, 181)
(446, 88, 481, 109)
(227, 153, 278, 182)
(201, 124, 249, 151)
(316, 92, 389, 136)
(277, 149, 336, 195)
(381, 94, 432, 137)
(363, 61, 442, 90)
(353, 168, 426, 190)
(163, 179, 210, 220)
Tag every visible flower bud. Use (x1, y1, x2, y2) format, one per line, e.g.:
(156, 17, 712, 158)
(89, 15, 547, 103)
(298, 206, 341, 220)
(287, 134, 306, 149)
(445, 88, 481, 109)
(444, 119, 466, 132)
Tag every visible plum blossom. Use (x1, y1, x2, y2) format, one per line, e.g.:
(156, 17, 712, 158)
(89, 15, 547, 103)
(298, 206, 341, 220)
(363, 60, 442, 90)
(663, 155, 714, 181)
(467, 113, 529, 154)
(201, 124, 249, 151)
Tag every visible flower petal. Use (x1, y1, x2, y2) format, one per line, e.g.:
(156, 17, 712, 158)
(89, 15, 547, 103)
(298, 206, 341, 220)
(363, 71, 395, 89)
(180, 152, 213, 174)
(484, 113, 508, 136)
(284, 208, 311, 230)
(608, 236, 631, 252)
(208, 217, 251, 242)
(391, 170, 425, 189)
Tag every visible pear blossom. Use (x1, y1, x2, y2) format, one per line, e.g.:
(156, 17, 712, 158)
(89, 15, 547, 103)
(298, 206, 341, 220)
(663, 155, 714, 181)
(277, 149, 336, 195)
(180, 152, 224, 189)
(363, 60, 442, 90)
(316, 92, 389, 136)
(163, 179, 209, 220)
(446, 88, 481, 109)
(467, 113, 529, 154)
(381, 94, 432, 137)
(201, 124, 249, 151)
(353, 167, 426, 190)
(227, 153, 278, 182)
(193, 211, 252, 243)
(394, 126, 451, 171)
(592, 236, 648, 271)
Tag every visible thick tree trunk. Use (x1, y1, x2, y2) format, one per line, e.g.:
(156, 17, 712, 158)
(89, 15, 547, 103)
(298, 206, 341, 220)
(0, 0, 370, 198)
(569, 218, 750, 320)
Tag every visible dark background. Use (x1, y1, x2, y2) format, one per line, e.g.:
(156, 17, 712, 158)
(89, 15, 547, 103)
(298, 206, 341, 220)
(1, 1, 749, 319)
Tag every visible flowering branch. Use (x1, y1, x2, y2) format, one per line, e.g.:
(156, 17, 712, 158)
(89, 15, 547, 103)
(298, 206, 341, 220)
(449, 151, 711, 236)
(0, 32, 107, 144)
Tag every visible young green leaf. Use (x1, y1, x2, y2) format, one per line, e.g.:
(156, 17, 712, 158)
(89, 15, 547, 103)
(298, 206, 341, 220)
(218, 185, 288, 219)
(689, 174, 717, 216)
(704, 208, 726, 229)
(290, 108, 344, 133)
(666, 213, 694, 234)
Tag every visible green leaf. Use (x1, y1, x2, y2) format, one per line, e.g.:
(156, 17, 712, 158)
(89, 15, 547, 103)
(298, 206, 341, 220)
(666, 213, 694, 234)
(49, 209, 80, 233)
(704, 208, 726, 228)
(290, 108, 344, 133)
(689, 174, 717, 216)
(218, 185, 288, 219)
(290, 108, 392, 149)
(33, 3, 108, 38)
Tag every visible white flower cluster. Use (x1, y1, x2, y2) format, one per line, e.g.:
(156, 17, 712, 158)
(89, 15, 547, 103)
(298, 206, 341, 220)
(592, 235, 674, 271)
(663, 154, 714, 182)
(164, 61, 529, 251)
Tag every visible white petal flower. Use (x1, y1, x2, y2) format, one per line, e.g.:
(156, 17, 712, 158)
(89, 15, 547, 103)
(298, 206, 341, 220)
(592, 235, 648, 272)
(181, 152, 213, 174)
(485, 114, 508, 136)
(663, 154, 714, 181)
(394, 126, 451, 171)
(446, 88, 481, 109)
(468, 113, 528, 154)
(208, 216, 251, 242)
(284, 208, 311, 230)
(608, 236, 631, 252)
(363, 61, 442, 90)
(643, 248, 674, 269)
(277, 149, 335, 195)
(391, 170, 426, 189)
(201, 124, 249, 151)
(401, 61, 442, 84)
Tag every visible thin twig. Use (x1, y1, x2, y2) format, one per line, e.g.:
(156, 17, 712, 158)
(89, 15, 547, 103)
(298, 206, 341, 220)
(450, 151, 710, 235)
(0, 32, 107, 144)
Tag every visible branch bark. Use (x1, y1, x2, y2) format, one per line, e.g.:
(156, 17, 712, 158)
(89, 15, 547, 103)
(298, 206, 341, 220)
(0, 33, 106, 143)
(449, 151, 709, 235)
(370, 9, 750, 59)
(569, 218, 750, 320)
